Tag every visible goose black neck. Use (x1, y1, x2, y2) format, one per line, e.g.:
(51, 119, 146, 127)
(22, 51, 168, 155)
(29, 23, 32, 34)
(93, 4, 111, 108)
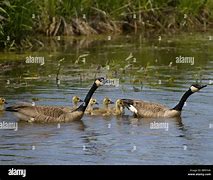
(77, 83, 98, 112)
(172, 89, 193, 111)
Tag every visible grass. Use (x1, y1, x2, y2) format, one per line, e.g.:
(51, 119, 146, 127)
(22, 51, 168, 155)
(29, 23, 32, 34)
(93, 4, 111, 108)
(0, 0, 213, 49)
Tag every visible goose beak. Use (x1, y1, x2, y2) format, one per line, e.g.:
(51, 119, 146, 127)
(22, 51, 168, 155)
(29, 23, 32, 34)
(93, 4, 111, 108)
(95, 102, 99, 105)
(200, 85, 207, 89)
(79, 99, 83, 102)
(109, 101, 114, 104)
(5, 101, 8, 104)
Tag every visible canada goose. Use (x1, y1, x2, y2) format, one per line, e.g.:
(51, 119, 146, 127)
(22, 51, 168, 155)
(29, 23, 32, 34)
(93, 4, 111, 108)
(122, 84, 207, 118)
(5, 77, 105, 122)
(111, 99, 125, 116)
(90, 97, 114, 116)
(0, 98, 7, 111)
(85, 98, 98, 114)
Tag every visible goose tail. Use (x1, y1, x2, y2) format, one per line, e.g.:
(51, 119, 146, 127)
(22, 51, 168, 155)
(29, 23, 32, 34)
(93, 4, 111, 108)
(5, 106, 19, 112)
(121, 99, 133, 108)
(121, 99, 138, 114)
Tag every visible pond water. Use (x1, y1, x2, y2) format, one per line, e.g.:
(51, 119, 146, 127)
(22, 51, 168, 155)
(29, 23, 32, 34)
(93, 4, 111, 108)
(0, 32, 213, 165)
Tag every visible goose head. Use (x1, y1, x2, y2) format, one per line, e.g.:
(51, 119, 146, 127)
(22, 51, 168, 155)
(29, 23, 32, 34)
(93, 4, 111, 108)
(115, 99, 124, 114)
(102, 97, 114, 109)
(0, 98, 7, 110)
(72, 96, 83, 105)
(115, 99, 124, 108)
(103, 97, 114, 105)
(94, 77, 106, 87)
(190, 84, 207, 93)
(89, 98, 98, 106)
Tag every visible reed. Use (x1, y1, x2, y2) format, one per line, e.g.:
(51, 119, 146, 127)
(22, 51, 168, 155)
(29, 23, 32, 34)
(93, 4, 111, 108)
(0, 0, 212, 49)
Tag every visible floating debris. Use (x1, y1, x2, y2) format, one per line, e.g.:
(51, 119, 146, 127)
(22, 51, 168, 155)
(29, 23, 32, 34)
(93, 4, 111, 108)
(56, 79, 61, 85)
(56, 58, 64, 86)
(107, 36, 111, 40)
(6, 80, 10, 85)
(168, 62, 173, 67)
(125, 52, 134, 61)
(131, 145, 137, 152)
(23, 77, 40, 80)
(132, 58, 137, 63)
(133, 86, 141, 92)
(57, 123, 61, 129)
(75, 54, 89, 64)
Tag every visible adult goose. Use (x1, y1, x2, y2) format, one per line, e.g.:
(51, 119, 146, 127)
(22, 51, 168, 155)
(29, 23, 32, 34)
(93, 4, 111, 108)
(6, 77, 105, 122)
(121, 84, 207, 118)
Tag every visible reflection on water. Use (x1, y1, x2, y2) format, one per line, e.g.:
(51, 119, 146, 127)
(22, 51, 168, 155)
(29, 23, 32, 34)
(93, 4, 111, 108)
(0, 32, 213, 164)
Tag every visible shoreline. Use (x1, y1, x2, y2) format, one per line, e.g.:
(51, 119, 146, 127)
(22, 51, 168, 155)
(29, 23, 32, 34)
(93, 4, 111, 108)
(0, 0, 213, 50)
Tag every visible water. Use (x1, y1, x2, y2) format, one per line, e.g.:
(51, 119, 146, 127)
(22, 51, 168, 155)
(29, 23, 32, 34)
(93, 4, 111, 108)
(0, 32, 213, 165)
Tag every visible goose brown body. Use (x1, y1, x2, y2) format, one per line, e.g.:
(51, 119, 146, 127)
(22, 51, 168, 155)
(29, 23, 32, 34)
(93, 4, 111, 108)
(10, 105, 84, 122)
(124, 100, 180, 118)
(6, 77, 105, 122)
(122, 84, 207, 118)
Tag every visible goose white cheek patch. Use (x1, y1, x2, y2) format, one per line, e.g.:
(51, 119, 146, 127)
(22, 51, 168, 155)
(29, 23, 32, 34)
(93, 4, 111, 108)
(129, 105, 138, 114)
(190, 86, 198, 92)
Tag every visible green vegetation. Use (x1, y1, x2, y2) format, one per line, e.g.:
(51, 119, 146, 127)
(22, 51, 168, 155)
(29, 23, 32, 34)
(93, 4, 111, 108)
(0, 0, 213, 49)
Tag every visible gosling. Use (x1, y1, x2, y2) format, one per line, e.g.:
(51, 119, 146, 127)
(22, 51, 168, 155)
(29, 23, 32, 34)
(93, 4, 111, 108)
(85, 98, 98, 114)
(0, 98, 7, 111)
